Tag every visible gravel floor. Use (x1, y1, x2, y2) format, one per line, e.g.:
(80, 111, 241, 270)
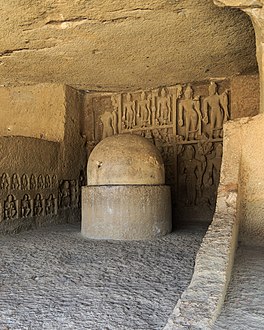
(0, 223, 205, 330)
(214, 245, 264, 330)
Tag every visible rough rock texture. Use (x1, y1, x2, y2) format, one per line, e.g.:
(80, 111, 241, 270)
(164, 118, 242, 329)
(230, 74, 259, 119)
(215, 0, 264, 112)
(214, 245, 264, 330)
(0, 223, 206, 330)
(238, 114, 264, 246)
(217, 114, 264, 246)
(0, 84, 66, 141)
(0, 1, 257, 91)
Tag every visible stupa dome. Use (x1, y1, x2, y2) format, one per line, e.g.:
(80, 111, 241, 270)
(87, 134, 165, 185)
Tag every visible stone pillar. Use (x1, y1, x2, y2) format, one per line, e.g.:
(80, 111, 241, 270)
(215, 0, 264, 112)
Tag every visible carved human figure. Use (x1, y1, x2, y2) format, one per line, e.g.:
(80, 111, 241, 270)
(11, 174, 20, 190)
(46, 194, 56, 215)
(178, 85, 201, 141)
(34, 194, 43, 216)
(157, 88, 171, 125)
(52, 175, 57, 188)
(77, 170, 85, 207)
(151, 94, 158, 126)
(30, 174, 37, 190)
(60, 180, 71, 208)
(206, 143, 223, 187)
(21, 194, 31, 218)
(21, 174, 29, 190)
(70, 180, 78, 206)
(123, 93, 135, 129)
(0, 173, 10, 190)
(181, 145, 202, 206)
(195, 144, 207, 201)
(45, 175, 51, 188)
(4, 194, 17, 220)
(138, 91, 151, 127)
(203, 82, 229, 139)
(111, 95, 119, 135)
(37, 175, 45, 189)
(100, 111, 114, 139)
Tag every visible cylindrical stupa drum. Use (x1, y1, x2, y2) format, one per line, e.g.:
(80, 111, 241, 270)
(81, 134, 171, 240)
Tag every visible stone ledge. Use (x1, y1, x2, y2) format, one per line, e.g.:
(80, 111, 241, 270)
(163, 186, 240, 330)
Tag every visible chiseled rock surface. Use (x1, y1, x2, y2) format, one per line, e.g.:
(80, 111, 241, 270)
(164, 188, 239, 330)
(0, 223, 205, 330)
(214, 245, 264, 330)
(0, 1, 257, 90)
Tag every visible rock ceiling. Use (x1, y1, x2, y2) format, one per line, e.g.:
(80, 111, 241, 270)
(0, 0, 258, 91)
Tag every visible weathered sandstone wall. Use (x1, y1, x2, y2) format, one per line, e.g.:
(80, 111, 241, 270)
(0, 84, 86, 233)
(0, 84, 66, 141)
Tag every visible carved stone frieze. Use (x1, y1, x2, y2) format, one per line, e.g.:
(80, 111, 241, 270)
(0, 171, 86, 223)
(85, 80, 230, 218)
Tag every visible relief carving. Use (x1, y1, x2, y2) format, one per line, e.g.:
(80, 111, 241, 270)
(88, 80, 230, 214)
(30, 174, 37, 190)
(45, 194, 56, 215)
(0, 173, 10, 190)
(0, 171, 79, 223)
(157, 88, 172, 125)
(21, 194, 32, 218)
(37, 175, 45, 189)
(203, 82, 229, 139)
(4, 194, 18, 220)
(59, 180, 71, 208)
(45, 175, 51, 188)
(138, 91, 151, 127)
(34, 193, 44, 216)
(52, 175, 57, 188)
(100, 111, 114, 139)
(21, 174, 29, 190)
(180, 145, 203, 206)
(11, 174, 20, 190)
(122, 93, 135, 129)
(178, 85, 201, 141)
(110, 95, 119, 135)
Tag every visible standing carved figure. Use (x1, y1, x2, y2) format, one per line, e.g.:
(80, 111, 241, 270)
(100, 111, 114, 139)
(0, 173, 10, 190)
(181, 145, 202, 206)
(203, 82, 229, 139)
(30, 174, 37, 189)
(206, 143, 223, 187)
(45, 175, 51, 188)
(111, 95, 119, 135)
(4, 194, 17, 220)
(157, 88, 171, 125)
(195, 144, 207, 201)
(34, 194, 43, 216)
(11, 174, 20, 190)
(37, 175, 45, 189)
(46, 194, 56, 215)
(123, 93, 135, 129)
(21, 194, 31, 217)
(138, 91, 151, 127)
(178, 85, 201, 141)
(21, 174, 29, 190)
(60, 181, 71, 208)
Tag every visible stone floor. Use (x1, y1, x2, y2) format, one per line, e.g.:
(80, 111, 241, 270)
(0, 223, 206, 330)
(214, 245, 264, 330)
